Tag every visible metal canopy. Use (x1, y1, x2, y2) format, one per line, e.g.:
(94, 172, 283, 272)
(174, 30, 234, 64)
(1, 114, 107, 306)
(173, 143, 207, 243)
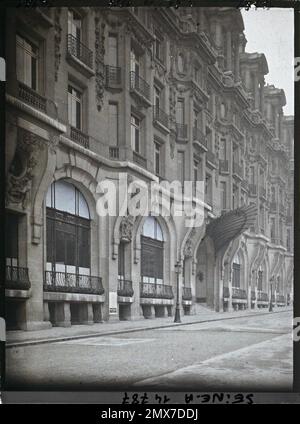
(206, 204, 258, 252)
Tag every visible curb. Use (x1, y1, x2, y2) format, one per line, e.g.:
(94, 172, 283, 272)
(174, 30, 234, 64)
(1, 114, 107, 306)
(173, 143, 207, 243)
(6, 308, 292, 349)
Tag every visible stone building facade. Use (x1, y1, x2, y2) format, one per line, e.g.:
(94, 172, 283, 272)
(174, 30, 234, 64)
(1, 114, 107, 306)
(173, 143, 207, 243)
(5, 7, 293, 330)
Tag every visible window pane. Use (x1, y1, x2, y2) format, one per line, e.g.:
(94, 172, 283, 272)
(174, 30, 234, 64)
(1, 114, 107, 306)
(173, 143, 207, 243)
(78, 191, 90, 218)
(108, 34, 118, 67)
(54, 180, 76, 214)
(143, 216, 155, 238)
(109, 103, 118, 146)
(78, 227, 90, 268)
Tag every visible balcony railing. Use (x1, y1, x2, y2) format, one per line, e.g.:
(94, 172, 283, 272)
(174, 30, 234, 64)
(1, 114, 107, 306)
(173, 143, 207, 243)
(257, 291, 268, 302)
(153, 107, 169, 129)
(106, 65, 121, 87)
(129, 71, 150, 101)
(109, 146, 119, 159)
(117, 279, 134, 297)
(271, 237, 282, 245)
(232, 287, 247, 299)
(193, 127, 207, 149)
(176, 123, 187, 139)
(70, 126, 89, 149)
(219, 159, 229, 173)
(133, 151, 147, 168)
(233, 162, 243, 178)
(241, 180, 248, 190)
(18, 81, 47, 112)
(249, 184, 257, 196)
(206, 150, 216, 165)
(140, 282, 174, 299)
(5, 265, 31, 291)
(44, 271, 104, 295)
(67, 34, 93, 70)
(223, 286, 230, 299)
(182, 287, 192, 301)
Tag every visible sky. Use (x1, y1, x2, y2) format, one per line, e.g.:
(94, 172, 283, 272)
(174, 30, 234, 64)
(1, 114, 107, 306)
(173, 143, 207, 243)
(241, 8, 294, 115)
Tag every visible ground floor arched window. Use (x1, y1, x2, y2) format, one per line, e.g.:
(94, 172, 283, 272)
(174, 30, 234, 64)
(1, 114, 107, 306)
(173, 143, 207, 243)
(232, 254, 241, 288)
(46, 180, 91, 285)
(141, 217, 164, 285)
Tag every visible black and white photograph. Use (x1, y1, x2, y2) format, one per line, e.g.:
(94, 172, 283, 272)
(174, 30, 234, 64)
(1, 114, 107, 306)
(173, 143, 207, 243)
(1, 1, 296, 402)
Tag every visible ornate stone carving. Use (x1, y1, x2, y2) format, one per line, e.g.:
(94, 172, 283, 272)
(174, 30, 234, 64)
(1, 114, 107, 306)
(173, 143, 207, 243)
(54, 8, 62, 82)
(119, 215, 134, 243)
(184, 239, 193, 258)
(6, 129, 44, 209)
(95, 12, 106, 112)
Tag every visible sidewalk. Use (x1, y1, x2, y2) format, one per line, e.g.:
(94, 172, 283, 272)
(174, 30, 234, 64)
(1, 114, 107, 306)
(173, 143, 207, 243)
(6, 306, 292, 348)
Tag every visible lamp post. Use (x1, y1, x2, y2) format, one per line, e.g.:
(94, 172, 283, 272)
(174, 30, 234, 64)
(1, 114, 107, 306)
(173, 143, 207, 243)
(269, 283, 273, 312)
(174, 261, 182, 323)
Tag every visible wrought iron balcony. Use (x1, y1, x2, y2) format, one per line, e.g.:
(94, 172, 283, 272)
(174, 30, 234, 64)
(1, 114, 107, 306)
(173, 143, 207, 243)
(223, 286, 230, 299)
(106, 65, 121, 88)
(271, 237, 281, 245)
(241, 180, 248, 190)
(133, 151, 147, 168)
(219, 159, 229, 173)
(70, 126, 89, 149)
(67, 34, 93, 70)
(251, 290, 256, 301)
(129, 71, 150, 101)
(176, 123, 187, 140)
(232, 287, 247, 299)
(182, 287, 192, 301)
(140, 282, 174, 299)
(193, 127, 207, 149)
(117, 279, 134, 297)
(44, 271, 104, 295)
(18, 81, 47, 113)
(153, 106, 169, 129)
(5, 265, 31, 291)
(257, 291, 268, 302)
(249, 184, 257, 196)
(109, 146, 119, 159)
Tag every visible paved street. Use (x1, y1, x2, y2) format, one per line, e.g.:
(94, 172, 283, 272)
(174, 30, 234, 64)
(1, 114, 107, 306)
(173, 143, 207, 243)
(5, 310, 293, 391)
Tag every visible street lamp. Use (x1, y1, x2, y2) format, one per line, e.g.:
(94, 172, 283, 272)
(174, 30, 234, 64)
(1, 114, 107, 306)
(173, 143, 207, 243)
(174, 261, 182, 323)
(269, 283, 273, 312)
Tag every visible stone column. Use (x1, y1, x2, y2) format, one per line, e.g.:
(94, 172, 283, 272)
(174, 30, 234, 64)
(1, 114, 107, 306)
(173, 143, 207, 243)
(43, 301, 50, 322)
(53, 302, 71, 327)
(254, 286, 258, 310)
(78, 303, 94, 325)
(247, 285, 252, 310)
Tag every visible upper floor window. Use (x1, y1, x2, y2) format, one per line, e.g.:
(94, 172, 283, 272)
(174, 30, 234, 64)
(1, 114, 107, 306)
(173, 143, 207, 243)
(193, 64, 202, 86)
(220, 181, 226, 209)
(176, 98, 185, 124)
(6, 213, 19, 268)
(16, 34, 39, 90)
(68, 85, 82, 130)
(154, 30, 164, 62)
(131, 114, 140, 153)
(219, 138, 227, 160)
(154, 141, 161, 176)
(68, 9, 82, 41)
(154, 86, 162, 112)
(130, 48, 140, 76)
(108, 33, 118, 67)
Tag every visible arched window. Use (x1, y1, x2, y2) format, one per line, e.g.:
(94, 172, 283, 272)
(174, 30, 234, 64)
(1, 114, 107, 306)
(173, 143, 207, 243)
(232, 253, 240, 288)
(46, 180, 91, 276)
(141, 217, 164, 285)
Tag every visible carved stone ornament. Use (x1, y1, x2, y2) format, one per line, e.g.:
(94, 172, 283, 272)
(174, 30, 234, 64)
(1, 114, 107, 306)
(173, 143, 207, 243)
(119, 215, 134, 243)
(6, 129, 44, 209)
(184, 239, 193, 258)
(94, 11, 106, 112)
(54, 8, 62, 82)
